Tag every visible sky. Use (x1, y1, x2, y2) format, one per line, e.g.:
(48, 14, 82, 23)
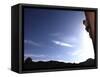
(24, 7, 94, 63)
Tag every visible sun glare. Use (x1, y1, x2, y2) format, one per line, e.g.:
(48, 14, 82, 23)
(79, 25, 94, 61)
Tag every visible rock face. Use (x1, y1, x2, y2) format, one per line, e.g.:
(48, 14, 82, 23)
(84, 12, 95, 43)
(84, 11, 96, 61)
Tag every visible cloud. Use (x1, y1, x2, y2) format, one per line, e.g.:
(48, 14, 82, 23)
(24, 40, 41, 47)
(52, 40, 73, 47)
(50, 33, 77, 44)
(24, 54, 45, 58)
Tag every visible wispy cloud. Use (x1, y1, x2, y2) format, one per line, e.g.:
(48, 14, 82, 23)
(52, 40, 73, 47)
(24, 54, 45, 58)
(50, 33, 77, 44)
(24, 40, 41, 47)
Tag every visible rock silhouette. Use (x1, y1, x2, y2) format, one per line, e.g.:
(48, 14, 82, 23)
(24, 57, 32, 64)
(23, 57, 96, 70)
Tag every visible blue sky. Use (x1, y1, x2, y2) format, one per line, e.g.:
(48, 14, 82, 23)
(24, 8, 94, 63)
